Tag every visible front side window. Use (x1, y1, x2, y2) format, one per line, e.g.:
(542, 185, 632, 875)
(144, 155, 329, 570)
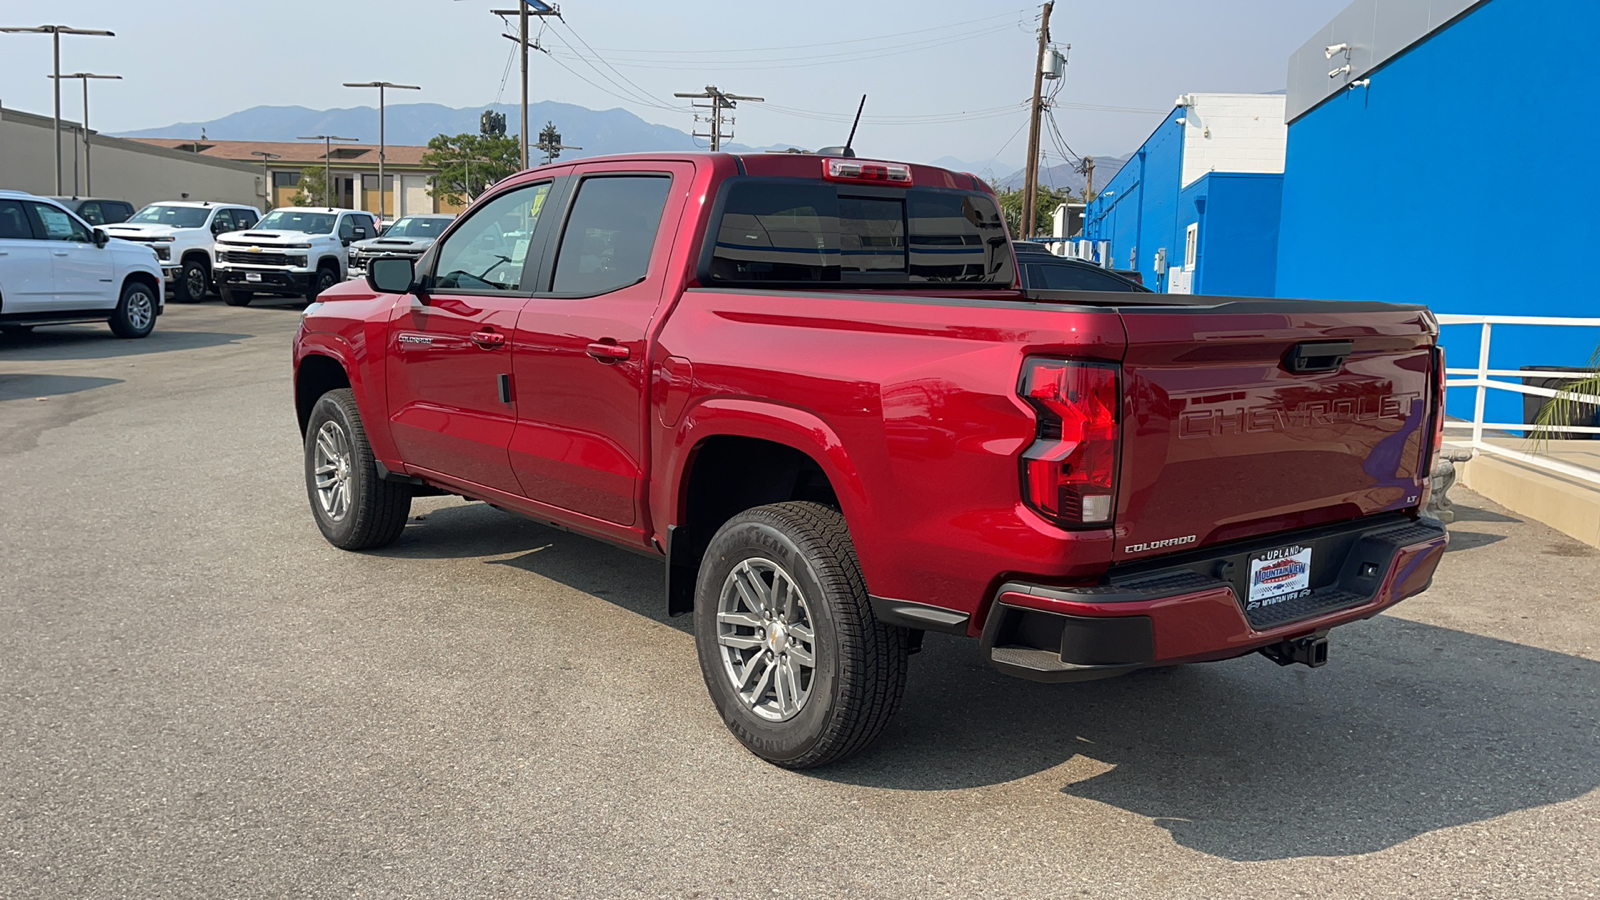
(30, 203, 91, 242)
(256, 210, 336, 234)
(130, 204, 210, 228)
(550, 175, 672, 295)
(707, 180, 1012, 286)
(77, 202, 105, 225)
(431, 182, 551, 293)
(235, 209, 259, 229)
(211, 210, 236, 232)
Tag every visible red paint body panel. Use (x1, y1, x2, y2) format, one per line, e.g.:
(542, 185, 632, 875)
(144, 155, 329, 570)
(293, 150, 1446, 664)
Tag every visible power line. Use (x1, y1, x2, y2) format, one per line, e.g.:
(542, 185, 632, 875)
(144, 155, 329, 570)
(544, 22, 1020, 71)
(674, 85, 762, 151)
(546, 18, 681, 112)
(577, 9, 1032, 55)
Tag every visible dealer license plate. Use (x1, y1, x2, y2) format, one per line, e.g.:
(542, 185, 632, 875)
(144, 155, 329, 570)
(1246, 545, 1313, 611)
(244, 272, 262, 283)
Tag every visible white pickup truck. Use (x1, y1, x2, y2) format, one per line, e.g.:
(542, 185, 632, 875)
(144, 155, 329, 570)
(104, 202, 261, 303)
(212, 207, 377, 306)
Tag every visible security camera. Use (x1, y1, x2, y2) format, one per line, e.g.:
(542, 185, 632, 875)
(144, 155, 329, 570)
(1348, 79, 1371, 90)
(1175, 117, 1187, 125)
(1325, 42, 1351, 58)
(1329, 64, 1351, 79)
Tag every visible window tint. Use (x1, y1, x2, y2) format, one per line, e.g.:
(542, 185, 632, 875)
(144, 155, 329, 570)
(1029, 261, 1143, 292)
(0, 200, 32, 239)
(30, 203, 91, 242)
(103, 201, 134, 223)
(77, 202, 106, 225)
(235, 209, 258, 228)
(551, 175, 671, 295)
(431, 182, 551, 293)
(707, 181, 1012, 286)
(211, 209, 235, 232)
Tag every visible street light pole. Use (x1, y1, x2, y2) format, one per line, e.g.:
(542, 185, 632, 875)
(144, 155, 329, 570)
(0, 25, 115, 195)
(296, 135, 360, 207)
(342, 81, 420, 222)
(250, 151, 281, 210)
(48, 72, 121, 196)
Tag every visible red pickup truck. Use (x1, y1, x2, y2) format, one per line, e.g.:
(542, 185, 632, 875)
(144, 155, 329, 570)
(292, 152, 1448, 768)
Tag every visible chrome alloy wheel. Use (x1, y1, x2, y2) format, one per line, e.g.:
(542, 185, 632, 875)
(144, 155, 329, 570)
(717, 558, 818, 722)
(125, 288, 154, 331)
(312, 420, 354, 521)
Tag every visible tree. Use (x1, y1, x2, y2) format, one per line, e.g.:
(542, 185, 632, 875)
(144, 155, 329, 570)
(289, 166, 330, 207)
(421, 133, 522, 207)
(996, 185, 1073, 239)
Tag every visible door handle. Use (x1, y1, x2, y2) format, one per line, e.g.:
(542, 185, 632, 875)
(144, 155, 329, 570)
(586, 341, 630, 363)
(52, 251, 70, 257)
(470, 330, 506, 348)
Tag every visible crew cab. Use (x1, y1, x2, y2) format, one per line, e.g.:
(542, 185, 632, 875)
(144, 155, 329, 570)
(104, 201, 261, 302)
(0, 190, 164, 338)
(291, 153, 1449, 768)
(213, 207, 376, 306)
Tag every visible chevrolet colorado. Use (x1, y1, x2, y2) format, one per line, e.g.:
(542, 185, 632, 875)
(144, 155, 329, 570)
(292, 152, 1449, 768)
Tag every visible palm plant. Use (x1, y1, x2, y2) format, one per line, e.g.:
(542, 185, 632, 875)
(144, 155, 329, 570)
(1530, 353, 1600, 447)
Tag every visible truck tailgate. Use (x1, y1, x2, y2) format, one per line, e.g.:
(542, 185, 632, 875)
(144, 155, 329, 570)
(1112, 300, 1435, 563)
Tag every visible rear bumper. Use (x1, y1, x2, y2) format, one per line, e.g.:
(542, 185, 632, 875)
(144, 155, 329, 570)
(979, 515, 1448, 682)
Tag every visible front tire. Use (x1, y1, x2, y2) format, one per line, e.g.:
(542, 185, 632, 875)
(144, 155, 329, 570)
(693, 502, 909, 769)
(220, 287, 252, 306)
(304, 388, 412, 550)
(306, 265, 338, 304)
(174, 258, 209, 303)
(108, 280, 157, 338)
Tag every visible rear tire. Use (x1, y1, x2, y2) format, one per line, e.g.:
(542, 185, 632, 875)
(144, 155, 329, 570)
(693, 501, 909, 769)
(174, 258, 209, 303)
(108, 280, 157, 338)
(220, 287, 252, 307)
(304, 388, 412, 550)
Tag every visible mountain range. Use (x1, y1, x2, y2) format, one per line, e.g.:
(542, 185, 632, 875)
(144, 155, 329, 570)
(115, 102, 1123, 194)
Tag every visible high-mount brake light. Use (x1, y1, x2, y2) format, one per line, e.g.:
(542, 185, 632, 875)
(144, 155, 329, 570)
(1019, 359, 1119, 527)
(822, 158, 913, 185)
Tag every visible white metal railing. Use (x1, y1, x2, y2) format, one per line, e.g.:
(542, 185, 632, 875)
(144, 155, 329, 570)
(1437, 313, 1600, 486)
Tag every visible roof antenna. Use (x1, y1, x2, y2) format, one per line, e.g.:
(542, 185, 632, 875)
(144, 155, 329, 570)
(819, 95, 865, 158)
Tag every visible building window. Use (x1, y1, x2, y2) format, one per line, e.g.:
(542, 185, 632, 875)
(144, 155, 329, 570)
(1184, 223, 1199, 269)
(273, 171, 301, 188)
(361, 174, 394, 192)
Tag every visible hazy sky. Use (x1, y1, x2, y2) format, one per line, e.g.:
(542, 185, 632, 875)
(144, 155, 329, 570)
(0, 0, 1349, 166)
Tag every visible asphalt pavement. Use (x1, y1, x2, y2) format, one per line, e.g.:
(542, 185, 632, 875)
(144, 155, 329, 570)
(2, 301, 1597, 899)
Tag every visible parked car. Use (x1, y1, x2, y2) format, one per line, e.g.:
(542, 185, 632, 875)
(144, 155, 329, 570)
(45, 196, 136, 226)
(346, 213, 455, 279)
(104, 201, 262, 303)
(292, 153, 1449, 768)
(212, 207, 376, 306)
(1013, 241, 1149, 291)
(0, 190, 164, 338)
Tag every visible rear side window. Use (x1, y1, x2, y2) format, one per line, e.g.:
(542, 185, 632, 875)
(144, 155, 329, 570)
(0, 200, 33, 239)
(706, 180, 1013, 287)
(551, 175, 672, 295)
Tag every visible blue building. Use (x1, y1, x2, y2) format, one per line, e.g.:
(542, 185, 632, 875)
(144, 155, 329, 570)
(1081, 93, 1287, 295)
(1276, 0, 1600, 423)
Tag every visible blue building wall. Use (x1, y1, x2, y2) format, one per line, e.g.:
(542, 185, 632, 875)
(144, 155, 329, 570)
(1177, 173, 1283, 298)
(1276, 0, 1599, 424)
(1083, 109, 1283, 295)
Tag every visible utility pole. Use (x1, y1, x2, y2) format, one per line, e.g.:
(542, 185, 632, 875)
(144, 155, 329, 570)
(674, 85, 763, 151)
(49, 72, 120, 196)
(250, 151, 281, 210)
(1, 25, 115, 195)
(1078, 155, 1095, 199)
(343, 81, 421, 222)
(297, 135, 359, 207)
(1021, 1, 1055, 239)
(493, 1, 560, 171)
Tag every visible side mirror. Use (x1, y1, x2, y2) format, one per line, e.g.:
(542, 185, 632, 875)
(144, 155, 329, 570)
(352, 227, 369, 240)
(92, 227, 109, 248)
(211, 220, 228, 235)
(367, 256, 417, 295)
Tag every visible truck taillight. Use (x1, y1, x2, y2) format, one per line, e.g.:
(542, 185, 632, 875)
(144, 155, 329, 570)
(822, 158, 913, 185)
(1019, 359, 1119, 526)
(1431, 346, 1448, 459)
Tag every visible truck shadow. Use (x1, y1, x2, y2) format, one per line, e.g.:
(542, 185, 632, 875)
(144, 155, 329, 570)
(374, 501, 1600, 861)
(0, 327, 250, 361)
(823, 618, 1600, 861)
(0, 373, 122, 402)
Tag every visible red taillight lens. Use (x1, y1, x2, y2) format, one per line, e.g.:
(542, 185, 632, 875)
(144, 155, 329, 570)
(1432, 346, 1448, 457)
(1020, 359, 1119, 526)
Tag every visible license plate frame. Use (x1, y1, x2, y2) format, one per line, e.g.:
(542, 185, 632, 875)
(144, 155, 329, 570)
(244, 272, 262, 283)
(1246, 544, 1313, 612)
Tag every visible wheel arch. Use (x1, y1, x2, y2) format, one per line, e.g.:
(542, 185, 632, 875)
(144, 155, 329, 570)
(180, 248, 210, 268)
(663, 400, 873, 616)
(295, 351, 352, 436)
(121, 269, 161, 299)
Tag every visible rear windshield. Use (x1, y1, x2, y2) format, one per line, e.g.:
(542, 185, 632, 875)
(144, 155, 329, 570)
(704, 179, 1013, 288)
